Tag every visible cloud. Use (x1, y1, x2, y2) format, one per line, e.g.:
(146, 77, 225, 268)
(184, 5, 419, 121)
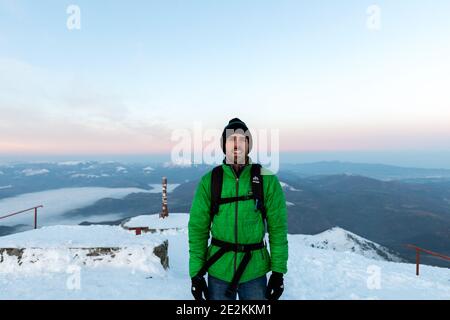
(0, 58, 174, 154)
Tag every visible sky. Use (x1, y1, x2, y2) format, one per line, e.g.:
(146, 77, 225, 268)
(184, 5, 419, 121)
(1, 0, 450, 167)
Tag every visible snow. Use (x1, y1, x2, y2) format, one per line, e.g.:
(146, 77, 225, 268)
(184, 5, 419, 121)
(0, 225, 166, 248)
(69, 173, 110, 178)
(22, 169, 49, 176)
(81, 165, 96, 170)
(0, 223, 449, 299)
(0, 267, 182, 299)
(70, 173, 100, 178)
(0, 171, 4, 175)
(279, 181, 301, 191)
(285, 234, 450, 300)
(56, 161, 88, 166)
(143, 166, 154, 173)
(0, 225, 188, 299)
(123, 213, 189, 229)
(0, 246, 165, 275)
(148, 183, 180, 193)
(116, 166, 128, 173)
(0, 185, 12, 190)
(0, 187, 150, 226)
(298, 227, 403, 262)
(0, 226, 168, 280)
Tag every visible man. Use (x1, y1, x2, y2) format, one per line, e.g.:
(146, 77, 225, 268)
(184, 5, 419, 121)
(188, 118, 288, 300)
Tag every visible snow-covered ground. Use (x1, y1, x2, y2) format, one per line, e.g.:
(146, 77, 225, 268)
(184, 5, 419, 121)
(279, 181, 302, 191)
(0, 223, 189, 300)
(286, 234, 450, 300)
(0, 187, 150, 226)
(298, 227, 404, 262)
(0, 224, 167, 248)
(0, 214, 449, 300)
(123, 213, 188, 229)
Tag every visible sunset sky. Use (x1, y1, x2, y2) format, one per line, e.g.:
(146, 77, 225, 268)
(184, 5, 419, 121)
(1, 1, 450, 167)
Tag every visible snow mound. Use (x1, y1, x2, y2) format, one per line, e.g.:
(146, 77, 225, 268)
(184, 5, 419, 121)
(286, 233, 450, 300)
(0, 246, 165, 275)
(279, 181, 301, 191)
(0, 225, 169, 277)
(0, 225, 166, 248)
(123, 213, 189, 230)
(299, 227, 404, 262)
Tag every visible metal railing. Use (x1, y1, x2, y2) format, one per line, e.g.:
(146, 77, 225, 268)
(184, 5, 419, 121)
(405, 244, 450, 276)
(0, 205, 44, 229)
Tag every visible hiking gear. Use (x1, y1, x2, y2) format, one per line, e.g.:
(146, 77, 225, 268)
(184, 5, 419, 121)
(265, 271, 284, 300)
(191, 275, 209, 301)
(220, 118, 253, 153)
(188, 160, 288, 286)
(210, 163, 267, 223)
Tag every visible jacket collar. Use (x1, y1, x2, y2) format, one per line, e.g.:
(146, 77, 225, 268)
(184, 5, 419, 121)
(221, 156, 253, 178)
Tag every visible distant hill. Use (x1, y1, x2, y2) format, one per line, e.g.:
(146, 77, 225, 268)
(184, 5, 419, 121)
(282, 161, 450, 180)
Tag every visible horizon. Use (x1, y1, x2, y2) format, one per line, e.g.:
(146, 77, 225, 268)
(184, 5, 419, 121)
(2, 150, 450, 170)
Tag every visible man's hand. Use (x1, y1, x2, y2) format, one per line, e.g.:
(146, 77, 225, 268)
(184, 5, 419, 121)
(191, 275, 208, 300)
(265, 272, 284, 300)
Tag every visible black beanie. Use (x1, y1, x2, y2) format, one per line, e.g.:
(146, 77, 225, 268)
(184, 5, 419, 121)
(220, 118, 253, 154)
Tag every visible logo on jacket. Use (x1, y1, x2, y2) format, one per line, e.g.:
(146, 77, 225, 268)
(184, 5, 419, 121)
(252, 176, 260, 184)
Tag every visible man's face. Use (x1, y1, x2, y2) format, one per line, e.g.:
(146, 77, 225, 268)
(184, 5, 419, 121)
(225, 133, 248, 165)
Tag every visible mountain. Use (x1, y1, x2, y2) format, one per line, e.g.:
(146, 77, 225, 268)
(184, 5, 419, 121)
(282, 161, 450, 181)
(298, 227, 404, 262)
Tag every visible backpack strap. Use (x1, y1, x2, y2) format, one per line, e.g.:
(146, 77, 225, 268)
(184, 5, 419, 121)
(210, 165, 224, 221)
(210, 163, 267, 223)
(250, 163, 267, 221)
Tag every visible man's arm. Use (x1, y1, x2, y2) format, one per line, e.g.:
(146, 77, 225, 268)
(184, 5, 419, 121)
(264, 172, 288, 274)
(188, 174, 212, 278)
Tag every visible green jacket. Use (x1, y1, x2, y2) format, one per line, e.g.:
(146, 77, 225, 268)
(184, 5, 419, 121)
(188, 161, 288, 283)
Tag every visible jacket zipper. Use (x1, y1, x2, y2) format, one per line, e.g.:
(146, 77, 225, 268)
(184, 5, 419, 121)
(233, 170, 239, 275)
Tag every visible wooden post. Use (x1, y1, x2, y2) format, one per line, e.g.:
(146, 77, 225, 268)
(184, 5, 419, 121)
(416, 249, 420, 276)
(160, 176, 169, 218)
(34, 207, 37, 229)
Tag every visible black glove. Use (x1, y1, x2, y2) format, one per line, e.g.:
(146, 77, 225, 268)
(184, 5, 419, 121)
(265, 272, 284, 300)
(191, 275, 208, 301)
